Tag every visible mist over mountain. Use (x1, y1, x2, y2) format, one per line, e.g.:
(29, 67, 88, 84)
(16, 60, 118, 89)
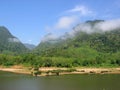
(0, 19, 120, 67)
(35, 19, 120, 56)
(0, 19, 120, 56)
(0, 26, 28, 54)
(40, 19, 120, 43)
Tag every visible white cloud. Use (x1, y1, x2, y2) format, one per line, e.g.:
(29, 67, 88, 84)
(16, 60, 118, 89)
(43, 19, 120, 42)
(55, 16, 77, 30)
(43, 5, 95, 42)
(43, 16, 77, 42)
(41, 33, 58, 42)
(8, 38, 20, 43)
(95, 19, 120, 31)
(45, 5, 94, 31)
(67, 5, 93, 16)
(72, 19, 120, 34)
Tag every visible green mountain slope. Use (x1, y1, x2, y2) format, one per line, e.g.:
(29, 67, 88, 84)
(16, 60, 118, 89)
(34, 20, 120, 67)
(0, 20, 119, 67)
(36, 20, 120, 55)
(0, 26, 28, 54)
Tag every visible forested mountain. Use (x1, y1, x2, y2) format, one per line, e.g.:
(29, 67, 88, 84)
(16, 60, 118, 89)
(0, 20, 120, 67)
(33, 20, 120, 67)
(36, 29, 120, 56)
(0, 26, 28, 54)
(35, 20, 120, 55)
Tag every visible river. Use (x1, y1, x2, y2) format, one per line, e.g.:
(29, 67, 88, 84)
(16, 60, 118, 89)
(0, 71, 120, 90)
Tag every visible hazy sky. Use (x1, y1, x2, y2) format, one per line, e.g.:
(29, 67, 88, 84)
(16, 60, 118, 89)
(0, 0, 120, 45)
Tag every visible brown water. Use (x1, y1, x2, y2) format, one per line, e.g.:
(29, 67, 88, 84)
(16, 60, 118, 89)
(0, 71, 120, 90)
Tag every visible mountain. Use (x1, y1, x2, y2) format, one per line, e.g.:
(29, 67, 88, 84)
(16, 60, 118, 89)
(24, 43, 36, 50)
(0, 20, 119, 67)
(34, 20, 120, 67)
(0, 26, 28, 54)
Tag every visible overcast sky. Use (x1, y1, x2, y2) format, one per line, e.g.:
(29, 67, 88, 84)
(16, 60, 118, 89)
(0, 0, 120, 45)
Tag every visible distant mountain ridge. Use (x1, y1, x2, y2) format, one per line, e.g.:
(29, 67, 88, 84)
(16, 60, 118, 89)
(0, 20, 120, 67)
(0, 26, 28, 54)
(24, 43, 36, 50)
(35, 20, 120, 56)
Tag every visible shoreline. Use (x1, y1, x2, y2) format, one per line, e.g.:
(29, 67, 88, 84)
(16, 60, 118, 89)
(0, 67, 120, 76)
(0, 68, 31, 75)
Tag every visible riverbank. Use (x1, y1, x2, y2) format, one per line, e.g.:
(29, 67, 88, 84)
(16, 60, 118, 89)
(0, 66, 120, 76)
(39, 67, 120, 75)
(0, 66, 31, 75)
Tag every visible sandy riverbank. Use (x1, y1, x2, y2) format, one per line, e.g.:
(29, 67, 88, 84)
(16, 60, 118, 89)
(0, 68, 31, 75)
(0, 66, 120, 76)
(39, 67, 120, 75)
(0, 65, 31, 74)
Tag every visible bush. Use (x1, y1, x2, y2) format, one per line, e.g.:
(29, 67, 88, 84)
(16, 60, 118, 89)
(116, 59, 120, 66)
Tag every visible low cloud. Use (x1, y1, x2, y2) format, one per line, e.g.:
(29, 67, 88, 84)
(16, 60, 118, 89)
(55, 16, 77, 30)
(45, 5, 94, 31)
(42, 19, 120, 42)
(41, 33, 58, 42)
(95, 19, 120, 31)
(42, 5, 96, 42)
(45, 16, 77, 33)
(8, 37, 20, 43)
(67, 5, 93, 16)
(69, 19, 120, 37)
(43, 16, 77, 42)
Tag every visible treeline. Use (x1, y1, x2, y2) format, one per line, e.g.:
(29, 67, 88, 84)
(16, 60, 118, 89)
(0, 51, 120, 67)
(0, 22, 120, 68)
(30, 29, 120, 67)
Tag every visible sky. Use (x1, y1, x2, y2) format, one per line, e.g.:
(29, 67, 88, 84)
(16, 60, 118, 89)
(0, 0, 120, 45)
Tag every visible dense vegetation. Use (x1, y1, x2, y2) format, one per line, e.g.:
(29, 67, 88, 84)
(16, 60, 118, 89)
(0, 20, 120, 67)
(0, 26, 28, 54)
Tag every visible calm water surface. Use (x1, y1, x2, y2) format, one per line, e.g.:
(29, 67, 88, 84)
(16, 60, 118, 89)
(0, 71, 120, 90)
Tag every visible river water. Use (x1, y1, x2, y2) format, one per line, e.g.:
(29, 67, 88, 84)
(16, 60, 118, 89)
(0, 71, 120, 90)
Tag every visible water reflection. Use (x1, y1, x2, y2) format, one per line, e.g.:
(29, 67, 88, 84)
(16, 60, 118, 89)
(0, 71, 120, 90)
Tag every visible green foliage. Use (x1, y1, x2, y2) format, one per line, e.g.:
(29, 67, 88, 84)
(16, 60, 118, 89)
(32, 25, 120, 67)
(0, 21, 120, 68)
(0, 26, 28, 54)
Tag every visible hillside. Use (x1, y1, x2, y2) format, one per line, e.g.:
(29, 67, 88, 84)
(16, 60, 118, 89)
(0, 26, 28, 54)
(0, 20, 120, 67)
(34, 20, 120, 67)
(36, 20, 120, 55)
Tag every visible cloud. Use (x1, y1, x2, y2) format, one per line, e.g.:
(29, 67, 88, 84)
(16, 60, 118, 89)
(43, 16, 77, 42)
(55, 16, 77, 30)
(41, 33, 58, 42)
(95, 19, 120, 31)
(67, 5, 93, 16)
(43, 19, 120, 42)
(8, 38, 20, 43)
(62, 19, 120, 40)
(74, 23, 93, 33)
(43, 5, 95, 42)
(45, 16, 78, 32)
(71, 19, 120, 35)
(46, 5, 94, 31)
